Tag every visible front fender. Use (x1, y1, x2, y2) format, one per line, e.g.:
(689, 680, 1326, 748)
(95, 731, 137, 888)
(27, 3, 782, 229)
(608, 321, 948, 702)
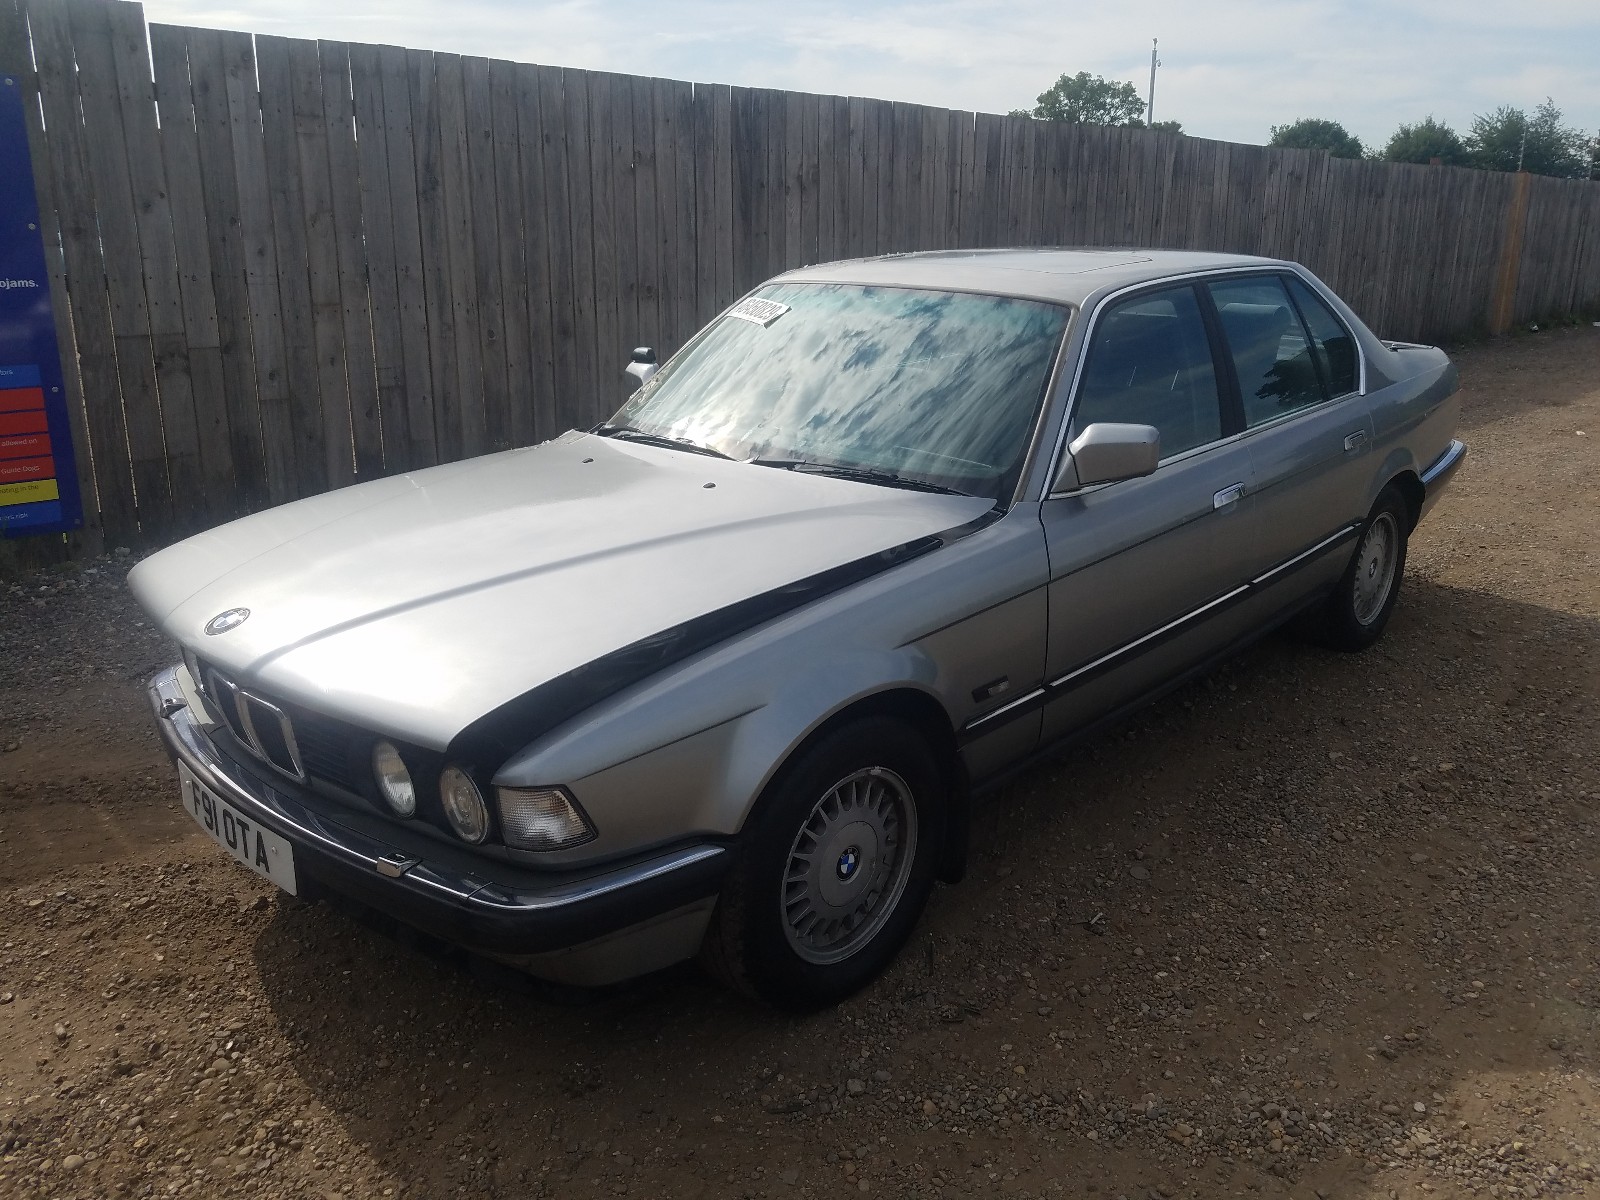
(532, 646, 947, 867)
(488, 510, 1050, 868)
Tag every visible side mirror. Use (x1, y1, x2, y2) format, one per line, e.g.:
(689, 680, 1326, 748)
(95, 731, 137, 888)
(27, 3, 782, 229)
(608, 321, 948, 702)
(625, 346, 658, 386)
(1054, 422, 1161, 492)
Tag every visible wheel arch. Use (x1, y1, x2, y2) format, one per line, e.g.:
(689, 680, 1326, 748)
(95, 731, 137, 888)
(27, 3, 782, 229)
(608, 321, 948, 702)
(747, 686, 972, 885)
(1387, 469, 1425, 531)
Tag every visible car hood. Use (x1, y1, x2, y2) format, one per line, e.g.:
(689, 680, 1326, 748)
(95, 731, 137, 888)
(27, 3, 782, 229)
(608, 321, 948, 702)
(129, 433, 990, 749)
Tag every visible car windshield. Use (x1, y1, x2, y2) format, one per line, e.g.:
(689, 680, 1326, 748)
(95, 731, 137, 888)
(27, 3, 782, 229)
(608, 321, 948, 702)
(607, 282, 1070, 501)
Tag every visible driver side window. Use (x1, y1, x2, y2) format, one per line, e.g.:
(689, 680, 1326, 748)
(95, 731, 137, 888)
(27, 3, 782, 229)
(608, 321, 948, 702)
(1072, 284, 1224, 460)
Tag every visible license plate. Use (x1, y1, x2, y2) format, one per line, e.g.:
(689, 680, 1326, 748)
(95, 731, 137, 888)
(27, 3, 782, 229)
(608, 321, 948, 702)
(178, 763, 298, 895)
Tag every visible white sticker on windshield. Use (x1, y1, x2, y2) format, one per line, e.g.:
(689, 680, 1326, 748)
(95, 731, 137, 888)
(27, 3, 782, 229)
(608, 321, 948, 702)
(727, 296, 791, 328)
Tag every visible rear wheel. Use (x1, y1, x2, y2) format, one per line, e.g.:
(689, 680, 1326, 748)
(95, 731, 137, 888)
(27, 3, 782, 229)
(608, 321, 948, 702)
(1305, 484, 1410, 650)
(701, 717, 944, 1010)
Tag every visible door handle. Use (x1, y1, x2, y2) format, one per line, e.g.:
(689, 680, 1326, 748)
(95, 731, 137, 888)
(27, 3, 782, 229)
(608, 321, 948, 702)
(1343, 429, 1369, 452)
(1213, 483, 1245, 510)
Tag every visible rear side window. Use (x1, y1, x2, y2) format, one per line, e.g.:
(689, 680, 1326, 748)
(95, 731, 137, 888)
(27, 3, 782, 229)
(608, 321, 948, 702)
(1073, 284, 1222, 459)
(1287, 277, 1359, 397)
(1207, 276, 1324, 427)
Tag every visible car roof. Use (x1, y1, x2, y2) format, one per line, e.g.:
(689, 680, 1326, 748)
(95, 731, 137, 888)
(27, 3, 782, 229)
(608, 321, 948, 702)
(774, 248, 1293, 308)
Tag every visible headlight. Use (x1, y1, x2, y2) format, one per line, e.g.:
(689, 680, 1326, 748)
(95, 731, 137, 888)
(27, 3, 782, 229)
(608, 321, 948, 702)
(371, 741, 416, 817)
(440, 765, 490, 844)
(496, 785, 597, 851)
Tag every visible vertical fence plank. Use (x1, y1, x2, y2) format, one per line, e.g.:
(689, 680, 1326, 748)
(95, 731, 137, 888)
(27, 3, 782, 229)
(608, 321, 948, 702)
(184, 26, 267, 513)
(320, 42, 382, 480)
(349, 42, 408, 470)
(65, 0, 173, 532)
(410, 49, 455, 462)
(691, 82, 718, 326)
(150, 25, 233, 524)
(662, 78, 696, 352)
(463, 55, 509, 453)
(626, 74, 657, 355)
(490, 58, 532, 448)
(524, 64, 566, 441)
(223, 30, 295, 505)
(378, 44, 434, 469)
(104, 0, 204, 535)
(436, 54, 485, 456)
(586, 72, 623, 422)
(560, 68, 598, 432)
(255, 36, 324, 498)
(288, 37, 353, 492)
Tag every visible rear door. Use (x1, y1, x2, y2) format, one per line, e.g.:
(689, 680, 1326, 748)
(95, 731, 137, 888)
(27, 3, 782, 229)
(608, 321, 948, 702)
(1036, 281, 1258, 745)
(1205, 273, 1375, 601)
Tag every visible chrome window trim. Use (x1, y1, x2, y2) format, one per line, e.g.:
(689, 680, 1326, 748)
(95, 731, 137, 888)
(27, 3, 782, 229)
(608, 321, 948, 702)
(1040, 265, 1370, 499)
(1282, 266, 1366, 398)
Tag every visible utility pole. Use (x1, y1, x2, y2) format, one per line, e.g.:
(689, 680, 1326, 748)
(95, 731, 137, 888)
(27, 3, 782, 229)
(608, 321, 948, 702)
(1147, 38, 1160, 126)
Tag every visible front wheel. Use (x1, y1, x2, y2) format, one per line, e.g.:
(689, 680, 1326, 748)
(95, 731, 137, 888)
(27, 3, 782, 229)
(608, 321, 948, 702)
(700, 716, 944, 1010)
(1306, 484, 1410, 650)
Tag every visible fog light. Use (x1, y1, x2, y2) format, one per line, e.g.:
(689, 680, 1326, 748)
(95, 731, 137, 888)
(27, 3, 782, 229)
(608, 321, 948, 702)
(496, 786, 596, 851)
(440, 765, 490, 844)
(371, 741, 416, 817)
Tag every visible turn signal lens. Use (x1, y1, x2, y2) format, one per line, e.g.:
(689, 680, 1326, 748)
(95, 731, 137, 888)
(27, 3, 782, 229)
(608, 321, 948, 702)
(496, 786, 596, 852)
(440, 765, 490, 844)
(371, 741, 416, 818)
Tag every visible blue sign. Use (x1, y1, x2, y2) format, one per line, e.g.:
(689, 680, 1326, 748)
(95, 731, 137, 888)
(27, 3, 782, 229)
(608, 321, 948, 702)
(0, 70, 82, 537)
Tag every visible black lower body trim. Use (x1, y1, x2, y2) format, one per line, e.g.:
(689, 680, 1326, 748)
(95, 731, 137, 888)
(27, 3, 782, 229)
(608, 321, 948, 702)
(961, 521, 1362, 744)
(971, 584, 1331, 794)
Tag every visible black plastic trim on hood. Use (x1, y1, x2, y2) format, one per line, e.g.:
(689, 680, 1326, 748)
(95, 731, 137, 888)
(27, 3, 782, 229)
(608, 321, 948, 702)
(448, 509, 1004, 768)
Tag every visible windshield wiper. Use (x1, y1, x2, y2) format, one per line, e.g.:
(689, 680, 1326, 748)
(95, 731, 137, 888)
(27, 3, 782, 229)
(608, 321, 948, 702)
(591, 423, 734, 460)
(748, 459, 970, 496)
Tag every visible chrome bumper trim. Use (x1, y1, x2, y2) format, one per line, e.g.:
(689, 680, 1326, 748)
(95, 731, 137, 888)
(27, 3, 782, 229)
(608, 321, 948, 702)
(145, 666, 729, 951)
(1420, 439, 1466, 492)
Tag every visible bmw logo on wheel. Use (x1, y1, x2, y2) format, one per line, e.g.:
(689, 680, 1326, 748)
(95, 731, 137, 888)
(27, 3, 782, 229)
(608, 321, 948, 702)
(836, 846, 860, 881)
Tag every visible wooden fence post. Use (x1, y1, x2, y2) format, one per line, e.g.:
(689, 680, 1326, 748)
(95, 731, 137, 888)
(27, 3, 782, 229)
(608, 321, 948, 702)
(1488, 170, 1533, 335)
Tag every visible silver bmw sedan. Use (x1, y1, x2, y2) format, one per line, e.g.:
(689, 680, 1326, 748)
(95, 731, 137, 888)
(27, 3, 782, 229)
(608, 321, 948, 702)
(132, 248, 1465, 1008)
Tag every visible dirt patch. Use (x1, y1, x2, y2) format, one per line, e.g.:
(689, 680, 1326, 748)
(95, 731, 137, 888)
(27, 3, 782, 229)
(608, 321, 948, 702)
(1, 326, 1597, 1200)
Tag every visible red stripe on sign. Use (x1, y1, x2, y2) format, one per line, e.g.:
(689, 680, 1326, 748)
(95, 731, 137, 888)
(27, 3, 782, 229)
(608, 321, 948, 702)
(0, 455, 55, 484)
(0, 432, 51, 460)
(0, 387, 46, 413)
(0, 410, 47, 436)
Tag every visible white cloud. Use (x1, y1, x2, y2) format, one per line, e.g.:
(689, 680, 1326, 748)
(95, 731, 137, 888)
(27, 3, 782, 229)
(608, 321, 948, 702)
(139, 0, 1600, 147)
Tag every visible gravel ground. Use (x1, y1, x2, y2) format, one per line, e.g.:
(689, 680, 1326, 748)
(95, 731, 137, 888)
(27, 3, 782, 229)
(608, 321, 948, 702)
(1, 325, 1597, 1200)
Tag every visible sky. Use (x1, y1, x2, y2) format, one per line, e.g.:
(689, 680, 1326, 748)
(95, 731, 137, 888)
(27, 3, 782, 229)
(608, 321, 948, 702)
(143, 0, 1600, 151)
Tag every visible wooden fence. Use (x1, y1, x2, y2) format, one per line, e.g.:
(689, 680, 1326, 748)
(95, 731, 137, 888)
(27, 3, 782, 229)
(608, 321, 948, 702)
(2, 0, 1598, 550)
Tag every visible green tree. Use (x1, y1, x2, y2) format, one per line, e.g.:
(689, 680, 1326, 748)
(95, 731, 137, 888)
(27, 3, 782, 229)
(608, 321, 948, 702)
(1146, 119, 1184, 135)
(1382, 116, 1467, 165)
(1014, 72, 1147, 125)
(1268, 117, 1365, 158)
(1466, 99, 1589, 178)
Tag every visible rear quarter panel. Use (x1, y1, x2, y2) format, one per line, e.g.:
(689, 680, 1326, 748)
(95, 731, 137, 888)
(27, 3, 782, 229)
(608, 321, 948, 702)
(1364, 347, 1460, 512)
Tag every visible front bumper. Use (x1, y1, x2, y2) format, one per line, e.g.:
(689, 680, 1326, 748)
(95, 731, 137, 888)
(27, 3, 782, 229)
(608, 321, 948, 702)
(1418, 439, 1466, 520)
(146, 666, 731, 956)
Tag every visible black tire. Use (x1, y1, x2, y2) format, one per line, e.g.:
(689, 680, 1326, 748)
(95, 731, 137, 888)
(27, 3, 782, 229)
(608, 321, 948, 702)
(700, 716, 945, 1010)
(1304, 484, 1410, 651)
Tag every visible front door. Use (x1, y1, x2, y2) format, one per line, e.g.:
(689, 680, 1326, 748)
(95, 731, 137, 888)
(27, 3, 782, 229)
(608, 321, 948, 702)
(1038, 281, 1258, 745)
